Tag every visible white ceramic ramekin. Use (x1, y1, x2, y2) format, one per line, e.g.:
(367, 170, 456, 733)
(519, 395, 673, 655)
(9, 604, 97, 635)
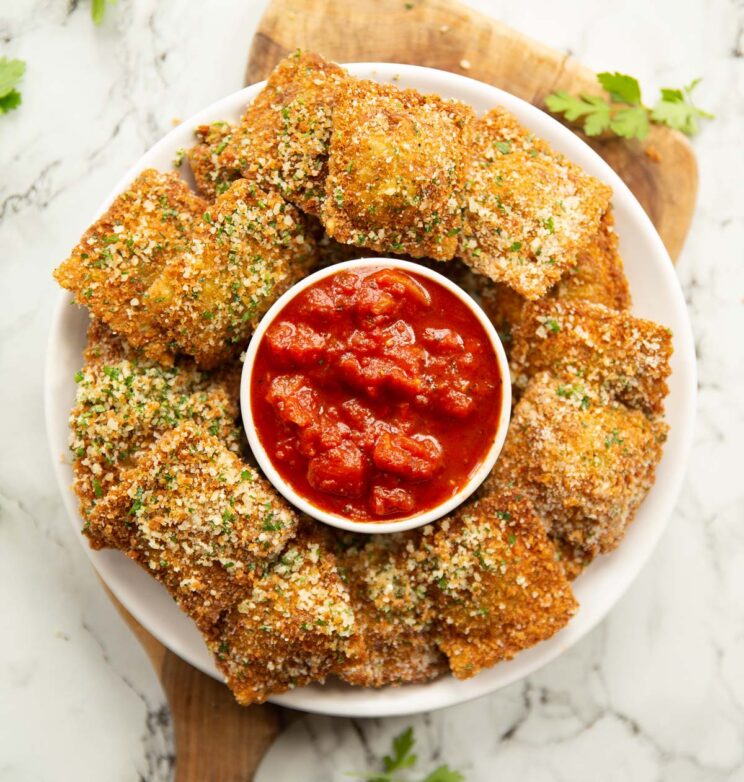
(240, 257, 512, 533)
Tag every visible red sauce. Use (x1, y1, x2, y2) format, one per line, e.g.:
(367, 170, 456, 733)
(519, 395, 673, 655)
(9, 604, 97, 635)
(250, 266, 503, 521)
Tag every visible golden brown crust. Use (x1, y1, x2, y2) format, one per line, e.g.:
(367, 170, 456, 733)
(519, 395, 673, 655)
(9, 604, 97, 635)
(485, 372, 668, 559)
(195, 51, 348, 215)
(71, 320, 240, 526)
(87, 421, 299, 632)
(427, 490, 577, 679)
(187, 121, 242, 200)
(510, 299, 673, 416)
(554, 209, 631, 310)
(331, 531, 446, 688)
(322, 79, 475, 260)
(474, 208, 630, 355)
(206, 524, 355, 704)
(147, 178, 315, 369)
(459, 107, 612, 298)
(54, 169, 208, 363)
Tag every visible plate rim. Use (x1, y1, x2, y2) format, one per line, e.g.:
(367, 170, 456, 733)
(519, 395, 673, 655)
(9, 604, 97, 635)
(44, 61, 697, 717)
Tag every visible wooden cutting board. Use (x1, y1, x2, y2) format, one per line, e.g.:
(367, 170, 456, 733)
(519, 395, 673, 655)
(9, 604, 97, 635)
(111, 2, 699, 781)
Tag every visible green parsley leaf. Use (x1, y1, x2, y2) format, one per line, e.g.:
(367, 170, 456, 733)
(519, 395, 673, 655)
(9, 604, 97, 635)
(92, 0, 117, 26)
(0, 57, 25, 116)
(609, 105, 650, 139)
(544, 92, 611, 136)
(0, 89, 22, 114)
(0, 57, 25, 97)
(651, 79, 714, 136)
(422, 766, 466, 782)
(349, 727, 465, 782)
(384, 727, 417, 773)
(597, 71, 642, 105)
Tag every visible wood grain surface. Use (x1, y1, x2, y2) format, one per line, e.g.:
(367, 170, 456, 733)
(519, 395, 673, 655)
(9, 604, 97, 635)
(106, 2, 699, 781)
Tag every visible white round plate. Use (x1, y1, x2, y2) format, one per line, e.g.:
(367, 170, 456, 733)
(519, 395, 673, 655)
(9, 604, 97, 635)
(45, 63, 696, 717)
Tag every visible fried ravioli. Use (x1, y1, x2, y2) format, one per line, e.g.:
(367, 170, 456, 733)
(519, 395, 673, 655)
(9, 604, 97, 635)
(87, 421, 299, 631)
(485, 372, 668, 567)
(459, 107, 612, 298)
(71, 321, 240, 528)
(554, 209, 630, 309)
(54, 170, 208, 362)
(474, 209, 630, 353)
(333, 531, 446, 688)
(428, 490, 577, 678)
(322, 79, 475, 260)
(194, 51, 348, 215)
(207, 524, 355, 704)
(147, 178, 314, 369)
(510, 299, 673, 416)
(187, 121, 242, 200)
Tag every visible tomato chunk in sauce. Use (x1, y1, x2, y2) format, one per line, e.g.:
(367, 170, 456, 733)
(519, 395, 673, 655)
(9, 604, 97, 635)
(251, 266, 503, 521)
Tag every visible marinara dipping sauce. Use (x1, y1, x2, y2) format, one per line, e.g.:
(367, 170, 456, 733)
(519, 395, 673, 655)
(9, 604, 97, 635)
(249, 263, 504, 522)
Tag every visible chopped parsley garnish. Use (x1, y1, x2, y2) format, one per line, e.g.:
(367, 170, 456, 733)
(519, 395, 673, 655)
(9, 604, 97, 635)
(604, 428, 625, 448)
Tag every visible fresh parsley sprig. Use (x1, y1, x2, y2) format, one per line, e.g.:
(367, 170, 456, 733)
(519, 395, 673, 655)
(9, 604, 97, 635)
(350, 727, 465, 782)
(0, 57, 26, 116)
(546, 72, 713, 140)
(92, 0, 117, 25)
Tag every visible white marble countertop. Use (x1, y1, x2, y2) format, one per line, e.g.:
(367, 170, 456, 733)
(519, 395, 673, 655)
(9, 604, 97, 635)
(1, 1, 743, 780)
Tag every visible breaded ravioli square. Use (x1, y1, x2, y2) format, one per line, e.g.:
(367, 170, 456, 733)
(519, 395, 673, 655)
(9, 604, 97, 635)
(332, 531, 446, 688)
(87, 422, 298, 631)
(71, 321, 240, 526)
(190, 51, 348, 214)
(428, 491, 577, 679)
(322, 79, 476, 260)
(147, 178, 314, 369)
(207, 525, 355, 705)
(472, 208, 630, 354)
(486, 372, 668, 566)
(187, 121, 242, 200)
(553, 209, 630, 310)
(54, 169, 208, 362)
(459, 107, 612, 298)
(510, 299, 673, 416)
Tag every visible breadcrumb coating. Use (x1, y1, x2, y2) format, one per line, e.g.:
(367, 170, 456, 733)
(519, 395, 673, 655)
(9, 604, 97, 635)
(510, 299, 673, 416)
(187, 121, 242, 200)
(473, 208, 631, 354)
(458, 107, 612, 298)
(88, 421, 299, 631)
(322, 78, 475, 260)
(485, 372, 668, 566)
(332, 531, 447, 688)
(193, 51, 348, 215)
(71, 320, 240, 530)
(206, 524, 355, 704)
(554, 209, 630, 310)
(147, 178, 315, 369)
(427, 490, 577, 678)
(54, 169, 208, 363)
